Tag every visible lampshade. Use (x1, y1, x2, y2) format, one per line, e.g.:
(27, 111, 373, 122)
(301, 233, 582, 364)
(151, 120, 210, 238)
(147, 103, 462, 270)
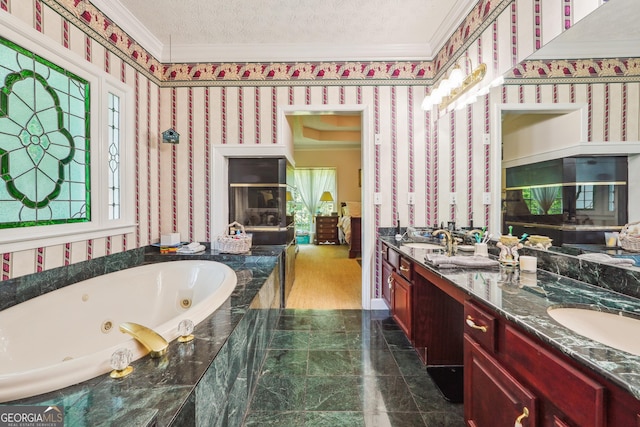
(320, 191, 334, 202)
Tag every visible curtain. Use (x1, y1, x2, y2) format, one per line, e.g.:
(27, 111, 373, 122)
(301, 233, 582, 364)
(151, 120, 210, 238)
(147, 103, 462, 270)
(294, 168, 336, 218)
(532, 186, 559, 214)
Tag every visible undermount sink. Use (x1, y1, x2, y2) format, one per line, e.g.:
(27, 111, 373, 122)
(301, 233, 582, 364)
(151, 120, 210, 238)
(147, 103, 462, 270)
(402, 242, 443, 250)
(547, 306, 640, 357)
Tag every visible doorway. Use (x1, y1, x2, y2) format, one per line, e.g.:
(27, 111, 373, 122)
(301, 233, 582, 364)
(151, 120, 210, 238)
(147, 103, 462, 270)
(280, 105, 374, 310)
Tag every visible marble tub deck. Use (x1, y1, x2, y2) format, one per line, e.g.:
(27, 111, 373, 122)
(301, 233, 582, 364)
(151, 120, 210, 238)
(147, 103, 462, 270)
(243, 309, 464, 427)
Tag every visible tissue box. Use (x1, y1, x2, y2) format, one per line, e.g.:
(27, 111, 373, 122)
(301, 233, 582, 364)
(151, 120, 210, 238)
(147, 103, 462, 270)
(161, 233, 181, 245)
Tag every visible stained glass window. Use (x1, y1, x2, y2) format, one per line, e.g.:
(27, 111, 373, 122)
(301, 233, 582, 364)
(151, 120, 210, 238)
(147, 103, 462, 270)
(0, 36, 90, 228)
(108, 92, 120, 220)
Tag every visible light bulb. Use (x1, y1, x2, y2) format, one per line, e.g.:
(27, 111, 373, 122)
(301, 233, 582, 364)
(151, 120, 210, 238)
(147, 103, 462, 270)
(431, 87, 443, 104)
(421, 96, 433, 111)
(439, 78, 452, 96)
(448, 66, 465, 88)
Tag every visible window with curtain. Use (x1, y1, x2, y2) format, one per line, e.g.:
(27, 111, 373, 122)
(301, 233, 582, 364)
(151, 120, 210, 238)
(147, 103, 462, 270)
(292, 168, 337, 233)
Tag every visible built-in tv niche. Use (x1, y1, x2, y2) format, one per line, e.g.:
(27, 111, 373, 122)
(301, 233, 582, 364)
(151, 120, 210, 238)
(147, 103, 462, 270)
(504, 156, 628, 245)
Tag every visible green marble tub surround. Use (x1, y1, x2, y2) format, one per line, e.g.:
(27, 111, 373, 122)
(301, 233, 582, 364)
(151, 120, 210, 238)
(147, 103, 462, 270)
(2, 247, 282, 426)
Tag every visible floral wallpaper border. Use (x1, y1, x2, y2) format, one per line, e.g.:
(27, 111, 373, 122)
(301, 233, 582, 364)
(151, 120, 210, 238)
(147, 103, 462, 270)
(44, 0, 637, 86)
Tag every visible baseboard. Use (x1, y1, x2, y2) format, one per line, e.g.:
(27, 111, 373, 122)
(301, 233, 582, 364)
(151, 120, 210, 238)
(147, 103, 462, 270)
(368, 298, 390, 311)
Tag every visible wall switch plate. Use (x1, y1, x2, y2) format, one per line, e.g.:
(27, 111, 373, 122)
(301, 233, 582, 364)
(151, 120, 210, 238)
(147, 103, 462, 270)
(374, 134, 381, 145)
(449, 192, 457, 205)
(407, 192, 416, 205)
(483, 192, 491, 205)
(483, 133, 490, 145)
(374, 192, 382, 205)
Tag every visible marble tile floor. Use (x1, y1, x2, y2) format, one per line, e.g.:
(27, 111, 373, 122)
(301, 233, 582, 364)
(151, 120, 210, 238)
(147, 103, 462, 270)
(242, 309, 465, 426)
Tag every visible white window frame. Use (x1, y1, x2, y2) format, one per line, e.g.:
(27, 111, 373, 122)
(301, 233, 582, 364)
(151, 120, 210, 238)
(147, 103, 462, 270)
(0, 12, 136, 253)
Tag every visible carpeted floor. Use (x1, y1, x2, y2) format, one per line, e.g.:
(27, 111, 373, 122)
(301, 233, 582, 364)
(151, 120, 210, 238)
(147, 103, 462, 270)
(286, 243, 362, 309)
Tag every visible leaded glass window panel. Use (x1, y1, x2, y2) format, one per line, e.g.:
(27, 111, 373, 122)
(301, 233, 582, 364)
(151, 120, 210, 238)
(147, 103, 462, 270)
(0, 36, 90, 228)
(108, 92, 120, 220)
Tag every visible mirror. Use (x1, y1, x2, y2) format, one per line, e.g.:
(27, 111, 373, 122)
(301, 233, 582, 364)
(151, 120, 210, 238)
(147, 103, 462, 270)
(499, 0, 640, 269)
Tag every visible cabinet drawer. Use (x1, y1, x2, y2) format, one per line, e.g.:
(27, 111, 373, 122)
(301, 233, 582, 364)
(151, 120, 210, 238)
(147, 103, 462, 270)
(387, 247, 400, 269)
(316, 223, 336, 231)
(464, 301, 497, 353)
(503, 324, 606, 427)
(398, 257, 413, 281)
(316, 216, 337, 225)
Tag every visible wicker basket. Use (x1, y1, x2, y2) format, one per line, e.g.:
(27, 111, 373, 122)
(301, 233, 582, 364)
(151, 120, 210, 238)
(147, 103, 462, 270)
(619, 221, 640, 252)
(213, 221, 252, 253)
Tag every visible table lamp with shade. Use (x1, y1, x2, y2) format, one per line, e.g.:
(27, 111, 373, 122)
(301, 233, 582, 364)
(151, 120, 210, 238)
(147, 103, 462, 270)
(319, 191, 334, 216)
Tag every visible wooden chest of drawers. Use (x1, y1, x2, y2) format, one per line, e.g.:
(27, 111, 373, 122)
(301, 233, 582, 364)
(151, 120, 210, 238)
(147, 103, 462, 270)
(314, 216, 339, 244)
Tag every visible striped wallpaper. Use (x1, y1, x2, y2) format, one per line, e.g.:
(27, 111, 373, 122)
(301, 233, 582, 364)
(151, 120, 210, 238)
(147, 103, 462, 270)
(1, 0, 636, 305)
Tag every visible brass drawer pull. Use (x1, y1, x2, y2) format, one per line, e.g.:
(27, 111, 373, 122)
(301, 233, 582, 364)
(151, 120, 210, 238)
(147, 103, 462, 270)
(400, 266, 409, 272)
(387, 276, 393, 289)
(466, 315, 488, 333)
(515, 406, 529, 427)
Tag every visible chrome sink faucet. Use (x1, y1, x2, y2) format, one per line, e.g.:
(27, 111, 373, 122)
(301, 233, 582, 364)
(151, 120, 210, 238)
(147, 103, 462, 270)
(433, 229, 456, 256)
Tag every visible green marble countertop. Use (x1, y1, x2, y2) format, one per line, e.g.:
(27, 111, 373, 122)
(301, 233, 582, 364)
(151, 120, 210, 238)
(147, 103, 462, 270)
(380, 237, 640, 400)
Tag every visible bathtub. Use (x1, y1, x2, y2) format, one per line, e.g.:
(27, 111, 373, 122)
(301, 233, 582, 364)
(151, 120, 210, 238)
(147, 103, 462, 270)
(0, 260, 237, 403)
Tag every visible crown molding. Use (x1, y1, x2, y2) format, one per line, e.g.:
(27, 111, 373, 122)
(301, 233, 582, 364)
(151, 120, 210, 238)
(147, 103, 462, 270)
(429, 0, 478, 56)
(90, 0, 163, 59)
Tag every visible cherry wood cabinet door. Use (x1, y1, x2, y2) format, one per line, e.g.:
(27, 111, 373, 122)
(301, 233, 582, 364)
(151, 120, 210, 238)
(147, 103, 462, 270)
(381, 258, 393, 308)
(391, 271, 412, 339)
(465, 335, 538, 427)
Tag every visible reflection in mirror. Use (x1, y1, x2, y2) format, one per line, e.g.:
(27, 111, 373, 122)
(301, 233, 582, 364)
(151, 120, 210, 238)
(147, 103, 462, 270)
(504, 157, 628, 244)
(496, 0, 640, 269)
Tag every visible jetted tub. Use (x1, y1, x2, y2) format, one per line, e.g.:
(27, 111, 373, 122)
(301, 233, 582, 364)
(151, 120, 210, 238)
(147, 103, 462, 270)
(0, 260, 237, 402)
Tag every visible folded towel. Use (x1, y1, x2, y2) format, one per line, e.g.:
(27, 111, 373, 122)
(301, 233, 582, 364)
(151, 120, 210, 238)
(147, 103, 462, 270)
(577, 253, 635, 266)
(426, 254, 499, 269)
(177, 243, 206, 254)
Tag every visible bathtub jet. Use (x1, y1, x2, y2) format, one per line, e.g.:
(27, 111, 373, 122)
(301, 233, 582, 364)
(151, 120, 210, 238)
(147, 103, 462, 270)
(0, 260, 237, 403)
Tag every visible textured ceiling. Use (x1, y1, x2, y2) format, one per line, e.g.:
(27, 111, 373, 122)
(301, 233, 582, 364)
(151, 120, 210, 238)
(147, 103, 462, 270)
(287, 114, 362, 150)
(94, 0, 477, 62)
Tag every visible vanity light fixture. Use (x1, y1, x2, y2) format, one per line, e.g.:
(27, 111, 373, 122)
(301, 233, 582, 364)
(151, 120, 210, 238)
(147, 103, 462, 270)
(421, 59, 487, 112)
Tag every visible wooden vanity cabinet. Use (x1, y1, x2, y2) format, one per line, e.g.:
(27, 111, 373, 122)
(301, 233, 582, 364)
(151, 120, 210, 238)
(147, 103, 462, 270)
(412, 264, 465, 365)
(380, 243, 399, 308)
(378, 241, 640, 426)
(380, 244, 416, 341)
(391, 253, 414, 339)
(464, 335, 538, 427)
(381, 257, 394, 308)
(391, 270, 412, 339)
(462, 299, 640, 427)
